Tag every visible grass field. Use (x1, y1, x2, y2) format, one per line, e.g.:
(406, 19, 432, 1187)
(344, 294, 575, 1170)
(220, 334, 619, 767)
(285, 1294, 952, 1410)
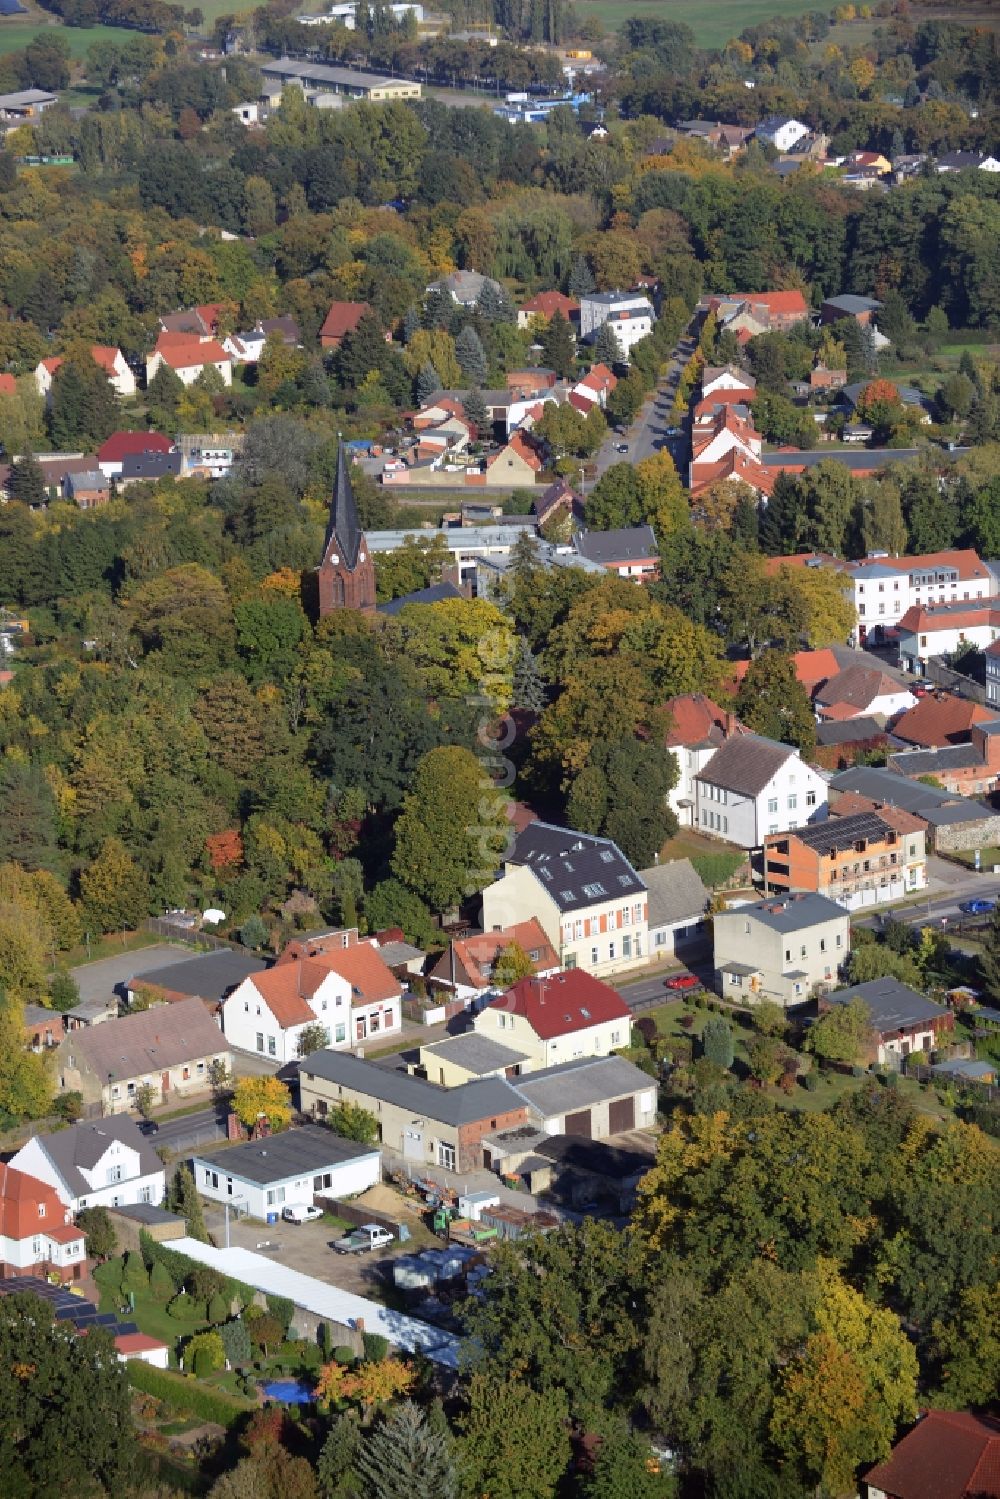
(0, 16, 137, 57)
(576, 0, 837, 46)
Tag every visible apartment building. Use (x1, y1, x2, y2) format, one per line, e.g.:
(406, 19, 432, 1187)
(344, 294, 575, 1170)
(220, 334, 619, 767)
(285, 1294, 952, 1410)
(762, 808, 926, 910)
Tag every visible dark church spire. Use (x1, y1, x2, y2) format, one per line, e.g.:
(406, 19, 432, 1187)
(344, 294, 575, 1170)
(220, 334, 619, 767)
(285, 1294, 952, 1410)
(322, 440, 363, 571)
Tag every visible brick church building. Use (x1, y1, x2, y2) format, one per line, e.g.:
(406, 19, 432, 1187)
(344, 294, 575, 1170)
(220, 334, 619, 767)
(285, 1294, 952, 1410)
(317, 444, 376, 615)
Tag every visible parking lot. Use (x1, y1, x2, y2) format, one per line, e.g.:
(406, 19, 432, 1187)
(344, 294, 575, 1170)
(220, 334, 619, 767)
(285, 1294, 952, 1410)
(70, 943, 202, 1005)
(201, 1201, 430, 1298)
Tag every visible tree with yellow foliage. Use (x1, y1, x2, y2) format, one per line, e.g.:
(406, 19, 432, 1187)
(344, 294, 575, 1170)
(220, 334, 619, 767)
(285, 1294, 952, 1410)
(231, 1075, 293, 1133)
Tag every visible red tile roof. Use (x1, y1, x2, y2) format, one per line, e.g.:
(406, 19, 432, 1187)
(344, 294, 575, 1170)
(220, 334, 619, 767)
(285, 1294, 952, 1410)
(486, 431, 542, 471)
(97, 431, 175, 463)
(893, 694, 995, 747)
(577, 363, 616, 394)
(115, 1332, 169, 1356)
(0, 373, 15, 396)
(745, 290, 809, 316)
(663, 693, 741, 749)
(308, 941, 402, 1005)
(519, 291, 580, 319)
(442, 920, 559, 990)
(863, 1410, 1000, 1499)
(0, 1163, 78, 1242)
(152, 336, 229, 370)
(248, 959, 332, 1027)
(689, 449, 776, 498)
(320, 301, 371, 341)
(490, 970, 631, 1040)
(731, 647, 840, 694)
(897, 602, 1000, 634)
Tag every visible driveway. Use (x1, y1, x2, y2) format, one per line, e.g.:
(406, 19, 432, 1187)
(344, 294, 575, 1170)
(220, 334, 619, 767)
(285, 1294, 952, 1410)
(70, 943, 203, 1005)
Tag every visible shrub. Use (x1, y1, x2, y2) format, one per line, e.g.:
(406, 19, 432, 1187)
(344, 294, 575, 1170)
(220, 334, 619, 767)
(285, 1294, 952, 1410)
(702, 1015, 734, 1070)
(361, 1332, 389, 1363)
(122, 1250, 149, 1293)
(150, 1259, 174, 1302)
(333, 1346, 357, 1366)
(207, 1292, 230, 1325)
(266, 1294, 295, 1335)
(802, 1069, 820, 1092)
(126, 1363, 253, 1428)
(779, 1070, 797, 1095)
(634, 1017, 657, 1048)
(184, 1330, 226, 1376)
(885, 1071, 899, 1089)
(220, 1317, 252, 1369)
(679, 1014, 695, 1030)
(168, 1294, 195, 1320)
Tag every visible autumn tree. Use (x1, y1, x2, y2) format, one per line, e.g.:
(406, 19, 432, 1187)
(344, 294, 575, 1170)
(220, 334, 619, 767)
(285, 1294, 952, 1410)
(734, 651, 816, 755)
(231, 1075, 292, 1133)
(79, 836, 149, 935)
(327, 1100, 379, 1145)
(805, 997, 875, 1066)
(492, 941, 535, 989)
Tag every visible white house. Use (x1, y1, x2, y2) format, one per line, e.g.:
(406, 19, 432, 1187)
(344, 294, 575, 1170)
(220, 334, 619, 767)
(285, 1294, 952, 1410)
(695, 733, 829, 848)
(480, 821, 649, 978)
(190, 1125, 381, 1221)
(813, 664, 916, 722)
(713, 891, 850, 1008)
(9, 1118, 166, 1214)
(297, 1, 422, 24)
(0, 1163, 88, 1283)
(221, 941, 402, 1063)
(578, 291, 655, 359)
(34, 345, 135, 402)
(700, 365, 756, 402)
(664, 693, 746, 826)
(986, 639, 1000, 709)
(145, 335, 233, 388)
(472, 969, 633, 1071)
(755, 115, 810, 152)
(896, 599, 1000, 675)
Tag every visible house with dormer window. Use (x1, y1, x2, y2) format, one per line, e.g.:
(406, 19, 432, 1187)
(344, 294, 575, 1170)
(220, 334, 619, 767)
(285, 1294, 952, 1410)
(480, 822, 649, 978)
(9, 1118, 166, 1215)
(473, 969, 632, 1070)
(0, 1163, 88, 1282)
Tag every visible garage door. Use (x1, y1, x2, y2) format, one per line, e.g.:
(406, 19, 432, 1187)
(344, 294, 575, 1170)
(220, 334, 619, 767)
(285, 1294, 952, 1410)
(609, 1096, 635, 1134)
(565, 1109, 592, 1138)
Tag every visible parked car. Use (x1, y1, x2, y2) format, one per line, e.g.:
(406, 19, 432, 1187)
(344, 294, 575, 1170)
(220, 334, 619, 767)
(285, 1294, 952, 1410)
(334, 1224, 394, 1254)
(665, 973, 700, 991)
(666, 426, 683, 437)
(960, 899, 996, 916)
(282, 1203, 323, 1223)
(616, 442, 629, 453)
(137, 1120, 159, 1136)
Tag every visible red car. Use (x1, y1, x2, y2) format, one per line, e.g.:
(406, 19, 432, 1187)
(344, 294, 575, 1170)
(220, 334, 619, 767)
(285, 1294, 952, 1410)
(665, 973, 699, 991)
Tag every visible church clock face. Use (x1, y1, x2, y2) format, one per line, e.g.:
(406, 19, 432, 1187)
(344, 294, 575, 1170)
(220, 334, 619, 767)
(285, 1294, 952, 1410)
(330, 553, 339, 564)
(359, 551, 366, 562)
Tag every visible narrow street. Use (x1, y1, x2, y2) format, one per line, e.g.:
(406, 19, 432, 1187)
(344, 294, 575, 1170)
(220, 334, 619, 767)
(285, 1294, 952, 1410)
(592, 331, 696, 480)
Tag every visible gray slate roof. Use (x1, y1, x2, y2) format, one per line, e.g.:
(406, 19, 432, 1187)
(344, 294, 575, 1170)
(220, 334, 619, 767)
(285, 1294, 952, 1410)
(816, 717, 896, 748)
(696, 733, 796, 797)
(130, 950, 267, 1004)
(377, 582, 464, 616)
(761, 448, 923, 473)
(192, 1124, 377, 1186)
(826, 977, 945, 1032)
(508, 820, 646, 914)
(889, 744, 983, 774)
(822, 294, 883, 314)
(300, 1050, 523, 1126)
(639, 858, 709, 930)
(510, 1055, 652, 1117)
(420, 1033, 529, 1076)
(719, 891, 848, 934)
(29, 1118, 162, 1198)
(575, 525, 658, 565)
(65, 996, 228, 1080)
(831, 765, 990, 821)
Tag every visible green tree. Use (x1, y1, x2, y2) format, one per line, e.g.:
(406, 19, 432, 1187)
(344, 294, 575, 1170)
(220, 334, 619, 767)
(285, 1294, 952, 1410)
(979, 905, 1000, 1002)
(364, 879, 437, 948)
(492, 941, 535, 989)
(327, 1100, 379, 1145)
(48, 353, 118, 449)
(391, 746, 509, 913)
(9, 452, 46, 507)
(167, 1162, 209, 1242)
(806, 997, 875, 1065)
(460, 1377, 571, 1499)
(416, 360, 441, 406)
(455, 325, 487, 385)
(0, 1001, 53, 1120)
(317, 1413, 362, 1499)
(702, 1014, 734, 1070)
(848, 940, 922, 989)
(355, 1400, 458, 1499)
(220, 1316, 253, 1369)
(76, 1206, 117, 1261)
(79, 836, 149, 934)
(734, 651, 816, 755)
(593, 321, 623, 367)
(297, 1021, 330, 1057)
(540, 310, 576, 378)
(184, 1328, 226, 1375)
(133, 1081, 157, 1120)
(48, 970, 80, 1012)
(569, 255, 595, 297)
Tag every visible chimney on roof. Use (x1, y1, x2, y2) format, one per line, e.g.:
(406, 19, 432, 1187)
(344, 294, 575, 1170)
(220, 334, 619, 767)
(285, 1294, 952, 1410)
(723, 711, 737, 738)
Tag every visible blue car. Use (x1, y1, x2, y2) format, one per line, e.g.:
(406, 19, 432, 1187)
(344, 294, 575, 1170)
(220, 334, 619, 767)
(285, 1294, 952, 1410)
(960, 899, 996, 916)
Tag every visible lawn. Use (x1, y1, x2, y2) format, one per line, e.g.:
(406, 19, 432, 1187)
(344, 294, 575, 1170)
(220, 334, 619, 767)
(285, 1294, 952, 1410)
(947, 845, 1000, 871)
(574, 0, 833, 45)
(62, 927, 161, 967)
(0, 16, 137, 57)
(94, 1257, 206, 1360)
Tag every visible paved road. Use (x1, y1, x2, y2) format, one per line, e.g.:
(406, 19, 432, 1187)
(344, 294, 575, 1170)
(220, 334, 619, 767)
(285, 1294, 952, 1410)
(856, 881, 1000, 932)
(152, 1104, 228, 1154)
(593, 332, 696, 481)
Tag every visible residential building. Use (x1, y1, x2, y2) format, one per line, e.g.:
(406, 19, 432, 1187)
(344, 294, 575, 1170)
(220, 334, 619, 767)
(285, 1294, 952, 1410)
(705, 289, 810, 333)
(893, 692, 996, 747)
(9, 1118, 166, 1213)
(159, 304, 227, 337)
(897, 599, 1000, 673)
(819, 294, 883, 326)
(935, 150, 1000, 173)
(517, 291, 580, 328)
(426, 919, 560, 1004)
(762, 808, 926, 908)
(699, 364, 756, 405)
(297, 2, 423, 28)
(125, 950, 268, 1017)
(568, 363, 617, 412)
(754, 116, 810, 152)
(813, 665, 916, 722)
(191, 1125, 381, 1220)
(480, 821, 649, 978)
(840, 380, 931, 423)
(319, 300, 371, 349)
(118, 450, 183, 488)
(483, 430, 543, 486)
(318, 443, 376, 614)
(428, 269, 503, 308)
(145, 334, 232, 387)
(261, 56, 421, 102)
(299, 1050, 530, 1172)
(822, 977, 952, 1065)
(504, 1054, 657, 1138)
(221, 938, 401, 1061)
(53, 997, 231, 1115)
(888, 716, 1000, 798)
(814, 716, 896, 770)
(695, 733, 829, 848)
(473, 969, 633, 1070)
(95, 431, 177, 479)
(664, 693, 746, 825)
(23, 1004, 65, 1051)
(828, 764, 1000, 853)
(65, 470, 110, 508)
(676, 119, 753, 155)
(713, 892, 850, 1007)
(0, 1164, 88, 1282)
(574, 524, 659, 580)
(578, 291, 655, 354)
(639, 858, 710, 956)
(534, 476, 583, 531)
(34, 345, 135, 401)
(416, 1033, 530, 1088)
(863, 1408, 1000, 1499)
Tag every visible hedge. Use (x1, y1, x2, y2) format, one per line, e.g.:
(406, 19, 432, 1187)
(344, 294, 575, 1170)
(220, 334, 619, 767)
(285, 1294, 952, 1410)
(127, 1361, 255, 1428)
(140, 1230, 257, 1311)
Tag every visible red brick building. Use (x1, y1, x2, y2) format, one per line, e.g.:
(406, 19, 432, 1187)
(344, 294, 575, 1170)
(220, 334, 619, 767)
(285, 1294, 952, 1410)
(317, 445, 376, 616)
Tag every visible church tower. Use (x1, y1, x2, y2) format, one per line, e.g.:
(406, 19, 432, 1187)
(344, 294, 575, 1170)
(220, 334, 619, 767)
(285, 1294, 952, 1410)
(317, 443, 376, 616)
